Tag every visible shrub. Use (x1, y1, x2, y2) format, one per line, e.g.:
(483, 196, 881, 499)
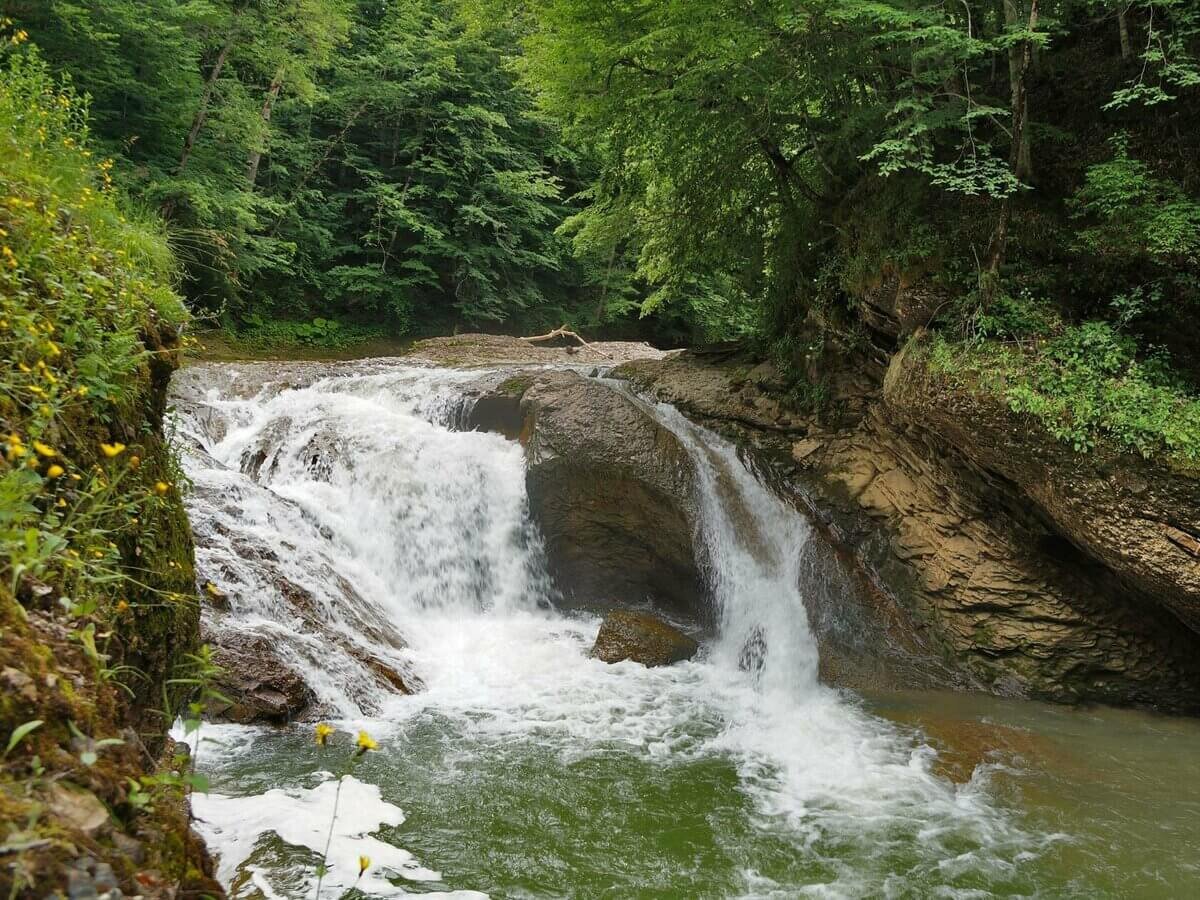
(928, 322, 1200, 464)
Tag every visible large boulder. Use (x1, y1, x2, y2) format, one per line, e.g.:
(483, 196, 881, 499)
(591, 610, 699, 667)
(513, 371, 708, 618)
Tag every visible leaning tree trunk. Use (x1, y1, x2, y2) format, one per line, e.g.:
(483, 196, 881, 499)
(246, 67, 286, 188)
(1118, 6, 1132, 60)
(163, 20, 238, 220)
(178, 30, 236, 176)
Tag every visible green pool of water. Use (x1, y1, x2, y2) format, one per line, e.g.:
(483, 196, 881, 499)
(192, 688, 1200, 899)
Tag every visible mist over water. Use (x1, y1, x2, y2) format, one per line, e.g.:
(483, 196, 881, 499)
(173, 360, 1200, 898)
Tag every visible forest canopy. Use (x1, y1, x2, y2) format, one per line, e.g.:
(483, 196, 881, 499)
(3, 0, 1199, 456)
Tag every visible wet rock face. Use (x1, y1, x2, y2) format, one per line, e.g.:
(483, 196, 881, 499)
(207, 632, 315, 724)
(591, 610, 699, 667)
(617, 351, 1200, 712)
(515, 371, 708, 619)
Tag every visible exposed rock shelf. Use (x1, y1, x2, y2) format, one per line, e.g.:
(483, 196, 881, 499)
(613, 346, 1200, 713)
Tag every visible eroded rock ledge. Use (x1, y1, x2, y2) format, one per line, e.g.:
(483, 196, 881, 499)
(613, 344, 1200, 713)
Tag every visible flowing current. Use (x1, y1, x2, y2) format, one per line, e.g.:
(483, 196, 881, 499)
(170, 359, 1047, 898)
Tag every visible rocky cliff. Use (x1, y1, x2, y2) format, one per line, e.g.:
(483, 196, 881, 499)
(612, 343, 1200, 712)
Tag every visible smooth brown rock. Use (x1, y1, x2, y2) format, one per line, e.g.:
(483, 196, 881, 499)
(516, 371, 707, 618)
(591, 610, 699, 667)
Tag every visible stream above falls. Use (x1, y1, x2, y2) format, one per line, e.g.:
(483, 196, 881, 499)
(171, 357, 1200, 899)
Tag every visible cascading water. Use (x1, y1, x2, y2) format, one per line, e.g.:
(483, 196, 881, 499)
(170, 359, 1061, 898)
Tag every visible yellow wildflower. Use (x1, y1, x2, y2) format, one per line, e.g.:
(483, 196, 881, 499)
(100, 442, 126, 457)
(154, 481, 170, 495)
(32, 440, 56, 457)
(355, 731, 378, 753)
(314, 723, 335, 746)
(358, 855, 370, 877)
(46, 464, 64, 478)
(45, 341, 60, 357)
(6, 442, 27, 460)
(76, 385, 89, 397)
(129, 455, 141, 469)
(116, 600, 129, 613)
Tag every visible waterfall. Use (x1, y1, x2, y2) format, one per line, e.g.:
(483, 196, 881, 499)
(639, 398, 821, 696)
(173, 360, 1037, 899)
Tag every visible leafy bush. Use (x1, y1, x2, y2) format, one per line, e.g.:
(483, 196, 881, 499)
(1072, 136, 1200, 268)
(232, 313, 387, 350)
(971, 289, 1059, 342)
(928, 322, 1200, 464)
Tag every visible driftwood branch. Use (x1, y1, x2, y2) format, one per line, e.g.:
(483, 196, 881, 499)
(521, 325, 610, 358)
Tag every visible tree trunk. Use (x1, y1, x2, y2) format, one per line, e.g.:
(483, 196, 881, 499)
(1118, 7, 1132, 60)
(983, 0, 1039, 304)
(246, 67, 286, 188)
(1003, 0, 1034, 183)
(178, 28, 236, 175)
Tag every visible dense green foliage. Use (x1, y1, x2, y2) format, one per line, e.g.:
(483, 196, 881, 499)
(3, 0, 634, 339)
(4, 0, 1200, 456)
(487, 0, 1200, 456)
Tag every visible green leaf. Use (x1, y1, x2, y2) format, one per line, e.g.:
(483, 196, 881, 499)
(4, 720, 43, 756)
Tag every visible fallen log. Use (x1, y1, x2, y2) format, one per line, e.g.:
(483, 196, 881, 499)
(520, 324, 610, 358)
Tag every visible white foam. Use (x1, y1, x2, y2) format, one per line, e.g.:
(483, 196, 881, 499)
(194, 776, 486, 899)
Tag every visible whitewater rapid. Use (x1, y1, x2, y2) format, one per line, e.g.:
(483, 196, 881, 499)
(172, 360, 1041, 898)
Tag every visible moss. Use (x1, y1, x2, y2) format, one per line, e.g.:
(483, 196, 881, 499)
(497, 374, 535, 398)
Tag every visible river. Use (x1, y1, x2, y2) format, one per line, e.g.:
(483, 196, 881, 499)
(171, 358, 1200, 899)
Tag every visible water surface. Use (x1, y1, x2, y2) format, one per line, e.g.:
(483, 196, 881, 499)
(174, 360, 1200, 898)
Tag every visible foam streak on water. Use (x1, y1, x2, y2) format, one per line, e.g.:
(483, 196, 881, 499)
(173, 361, 1038, 898)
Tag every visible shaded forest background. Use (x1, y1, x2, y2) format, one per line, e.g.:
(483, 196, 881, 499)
(3, 0, 1199, 458)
